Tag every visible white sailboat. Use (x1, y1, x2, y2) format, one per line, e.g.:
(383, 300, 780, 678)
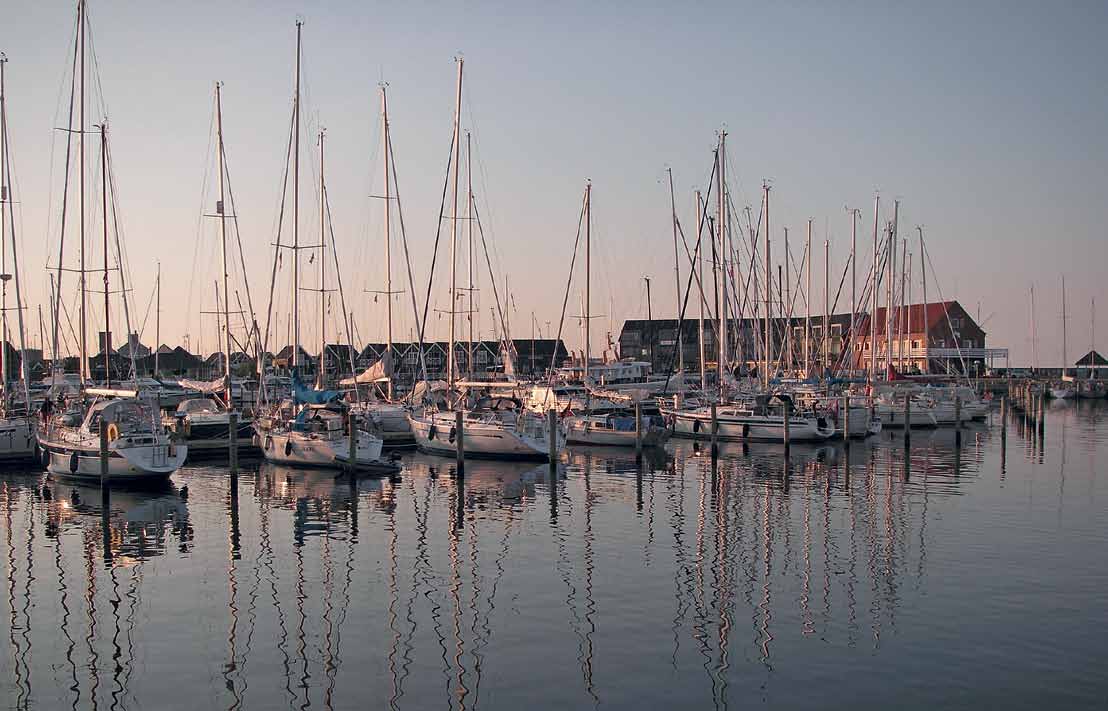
(165, 83, 254, 454)
(254, 23, 384, 470)
(407, 57, 560, 461)
(0, 53, 37, 462)
(37, 3, 186, 481)
(1051, 276, 1076, 400)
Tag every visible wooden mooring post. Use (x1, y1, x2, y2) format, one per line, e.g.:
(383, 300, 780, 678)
(904, 397, 911, 447)
(955, 395, 963, 446)
(634, 402, 643, 457)
(229, 412, 239, 473)
(455, 410, 465, 473)
(547, 409, 558, 466)
(842, 394, 851, 449)
(782, 400, 791, 453)
(710, 403, 719, 457)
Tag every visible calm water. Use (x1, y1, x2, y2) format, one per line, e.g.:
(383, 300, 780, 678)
(2, 400, 1106, 710)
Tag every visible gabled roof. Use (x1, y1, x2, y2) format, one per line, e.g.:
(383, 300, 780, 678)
(1076, 350, 1108, 367)
(854, 301, 975, 337)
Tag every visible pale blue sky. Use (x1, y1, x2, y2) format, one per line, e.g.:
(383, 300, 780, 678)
(3, 1, 1106, 365)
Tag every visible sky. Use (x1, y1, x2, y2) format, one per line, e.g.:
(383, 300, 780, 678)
(2, 1, 1106, 367)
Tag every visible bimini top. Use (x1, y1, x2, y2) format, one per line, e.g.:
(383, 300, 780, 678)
(82, 397, 153, 431)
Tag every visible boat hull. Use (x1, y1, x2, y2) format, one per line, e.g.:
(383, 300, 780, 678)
(43, 442, 187, 482)
(409, 413, 555, 461)
(664, 409, 835, 443)
(258, 429, 384, 470)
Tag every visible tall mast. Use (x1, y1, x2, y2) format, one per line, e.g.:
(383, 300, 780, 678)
(466, 130, 474, 379)
(870, 194, 879, 379)
(381, 84, 393, 399)
(1030, 285, 1038, 371)
(762, 182, 770, 389)
(155, 261, 160, 374)
(888, 200, 900, 376)
(784, 226, 791, 372)
(447, 57, 463, 395)
(717, 133, 728, 384)
(0, 53, 27, 409)
(667, 168, 682, 375)
(919, 227, 928, 374)
(100, 122, 110, 387)
(823, 238, 829, 374)
(0, 54, 8, 398)
(899, 238, 907, 371)
(906, 251, 912, 370)
(805, 219, 812, 376)
(291, 20, 302, 370)
(79, 0, 88, 382)
(849, 208, 858, 373)
(318, 128, 326, 387)
(1061, 275, 1067, 377)
(215, 82, 232, 398)
(584, 180, 591, 381)
(695, 190, 706, 390)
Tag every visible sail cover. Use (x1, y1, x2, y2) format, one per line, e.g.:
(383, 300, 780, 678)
(176, 377, 226, 395)
(339, 353, 393, 386)
(291, 371, 343, 405)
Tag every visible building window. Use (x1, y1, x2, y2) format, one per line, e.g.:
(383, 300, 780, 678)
(912, 340, 920, 350)
(963, 339, 974, 349)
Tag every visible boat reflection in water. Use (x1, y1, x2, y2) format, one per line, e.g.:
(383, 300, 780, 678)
(2, 401, 1107, 709)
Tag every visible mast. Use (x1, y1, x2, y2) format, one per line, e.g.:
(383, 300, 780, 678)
(100, 122, 110, 387)
(784, 226, 791, 373)
(584, 180, 591, 381)
(717, 133, 728, 386)
(0, 53, 27, 409)
(78, 0, 88, 382)
(906, 251, 912, 370)
(823, 238, 829, 375)
(466, 130, 474, 379)
(762, 183, 770, 389)
(1061, 275, 1067, 377)
(805, 219, 812, 376)
(870, 194, 879, 379)
(447, 57, 463, 395)
(215, 82, 232, 399)
(0, 54, 7, 398)
(849, 208, 858, 374)
(888, 200, 900, 376)
(919, 227, 928, 374)
(695, 190, 706, 390)
(899, 238, 907, 371)
(154, 262, 160, 375)
(667, 168, 682, 375)
(318, 128, 326, 387)
(380, 84, 394, 399)
(1030, 285, 1038, 371)
(292, 20, 302, 370)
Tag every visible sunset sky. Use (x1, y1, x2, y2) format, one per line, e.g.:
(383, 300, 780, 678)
(3, 1, 1106, 366)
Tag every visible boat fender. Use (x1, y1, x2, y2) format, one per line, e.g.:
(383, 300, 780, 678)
(106, 422, 121, 443)
(284, 439, 293, 457)
(264, 435, 273, 451)
(692, 419, 701, 434)
(40, 446, 49, 469)
(428, 424, 438, 441)
(69, 451, 79, 473)
(448, 426, 456, 444)
(742, 423, 750, 439)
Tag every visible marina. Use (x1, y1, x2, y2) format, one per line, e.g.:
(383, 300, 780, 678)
(2, 399, 1107, 709)
(1, 1, 1107, 708)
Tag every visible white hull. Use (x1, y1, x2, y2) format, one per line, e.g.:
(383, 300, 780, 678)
(664, 408, 835, 443)
(564, 417, 670, 448)
(875, 403, 939, 428)
(409, 411, 559, 461)
(44, 442, 187, 482)
(836, 406, 874, 439)
(0, 416, 37, 462)
(355, 402, 415, 446)
(259, 429, 383, 469)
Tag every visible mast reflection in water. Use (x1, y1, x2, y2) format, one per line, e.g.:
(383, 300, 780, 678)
(2, 401, 1107, 709)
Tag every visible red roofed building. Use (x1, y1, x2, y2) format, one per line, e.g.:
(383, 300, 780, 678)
(851, 300, 986, 374)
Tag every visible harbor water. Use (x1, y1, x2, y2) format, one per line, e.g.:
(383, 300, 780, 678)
(2, 400, 1106, 709)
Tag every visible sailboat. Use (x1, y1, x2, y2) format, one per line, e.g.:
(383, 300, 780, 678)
(561, 182, 669, 448)
(1051, 276, 1075, 400)
(36, 1, 186, 481)
(0, 54, 37, 462)
(408, 57, 561, 461)
(165, 83, 254, 454)
(344, 83, 414, 447)
(253, 23, 383, 470)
